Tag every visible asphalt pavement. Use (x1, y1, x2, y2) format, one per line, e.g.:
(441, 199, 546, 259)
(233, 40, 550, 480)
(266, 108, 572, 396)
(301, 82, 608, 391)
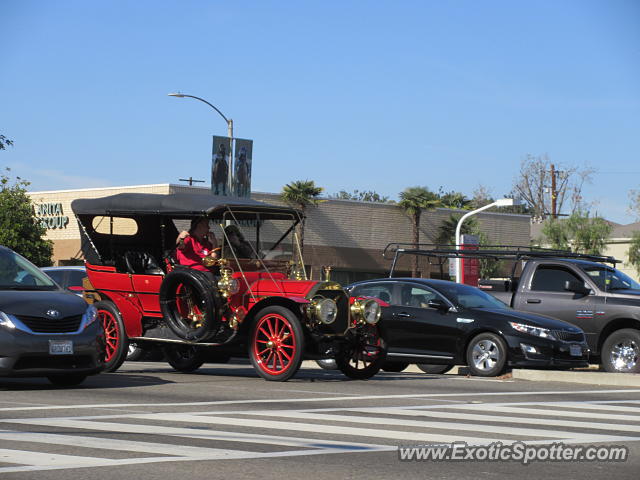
(1, 360, 640, 480)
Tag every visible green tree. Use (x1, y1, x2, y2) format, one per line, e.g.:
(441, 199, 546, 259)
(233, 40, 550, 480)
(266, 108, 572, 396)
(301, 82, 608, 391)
(329, 189, 392, 203)
(437, 189, 472, 210)
(435, 214, 478, 246)
(541, 211, 612, 255)
(0, 135, 13, 151)
(628, 232, 640, 276)
(398, 186, 442, 277)
(281, 180, 324, 254)
(0, 168, 53, 266)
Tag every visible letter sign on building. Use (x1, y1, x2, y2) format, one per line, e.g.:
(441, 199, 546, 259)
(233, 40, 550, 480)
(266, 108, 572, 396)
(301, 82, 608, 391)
(35, 202, 69, 230)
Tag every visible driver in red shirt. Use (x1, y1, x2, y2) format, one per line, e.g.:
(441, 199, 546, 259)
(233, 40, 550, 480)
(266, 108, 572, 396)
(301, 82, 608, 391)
(176, 218, 220, 273)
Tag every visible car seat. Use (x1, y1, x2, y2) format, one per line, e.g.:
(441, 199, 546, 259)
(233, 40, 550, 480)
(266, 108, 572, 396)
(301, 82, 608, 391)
(124, 251, 164, 275)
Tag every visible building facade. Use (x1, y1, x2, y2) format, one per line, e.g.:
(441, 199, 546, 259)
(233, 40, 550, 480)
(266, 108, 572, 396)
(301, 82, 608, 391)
(27, 184, 532, 283)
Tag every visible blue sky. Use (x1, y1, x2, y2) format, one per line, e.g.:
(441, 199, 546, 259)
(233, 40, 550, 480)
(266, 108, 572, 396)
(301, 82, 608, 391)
(2, 0, 639, 223)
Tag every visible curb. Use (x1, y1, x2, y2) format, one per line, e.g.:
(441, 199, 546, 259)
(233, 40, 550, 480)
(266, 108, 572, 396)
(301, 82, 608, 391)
(511, 368, 640, 387)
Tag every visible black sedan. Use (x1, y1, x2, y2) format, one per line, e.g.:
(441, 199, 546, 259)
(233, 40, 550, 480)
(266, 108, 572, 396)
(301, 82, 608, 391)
(348, 278, 589, 376)
(0, 246, 104, 386)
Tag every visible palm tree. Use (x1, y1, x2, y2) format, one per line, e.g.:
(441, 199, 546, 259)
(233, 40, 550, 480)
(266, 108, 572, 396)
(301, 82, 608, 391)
(436, 214, 478, 246)
(398, 186, 442, 277)
(281, 180, 324, 254)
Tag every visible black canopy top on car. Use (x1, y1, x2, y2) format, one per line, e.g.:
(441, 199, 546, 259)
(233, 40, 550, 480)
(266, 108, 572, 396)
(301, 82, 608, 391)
(71, 193, 302, 266)
(71, 192, 301, 221)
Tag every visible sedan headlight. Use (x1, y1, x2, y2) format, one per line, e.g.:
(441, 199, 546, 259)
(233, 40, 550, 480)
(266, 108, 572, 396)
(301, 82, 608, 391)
(83, 305, 98, 329)
(311, 297, 338, 324)
(509, 321, 556, 340)
(350, 298, 381, 325)
(0, 311, 16, 330)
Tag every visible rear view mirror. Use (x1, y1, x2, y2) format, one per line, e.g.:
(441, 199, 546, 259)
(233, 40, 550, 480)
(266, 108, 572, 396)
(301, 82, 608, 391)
(564, 280, 590, 295)
(427, 299, 450, 311)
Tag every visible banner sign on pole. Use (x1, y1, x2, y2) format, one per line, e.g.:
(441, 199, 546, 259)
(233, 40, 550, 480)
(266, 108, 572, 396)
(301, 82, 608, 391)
(212, 135, 232, 196)
(233, 138, 253, 198)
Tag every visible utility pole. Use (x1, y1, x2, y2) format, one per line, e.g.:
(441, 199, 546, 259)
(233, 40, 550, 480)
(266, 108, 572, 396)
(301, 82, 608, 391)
(179, 177, 205, 186)
(550, 164, 557, 219)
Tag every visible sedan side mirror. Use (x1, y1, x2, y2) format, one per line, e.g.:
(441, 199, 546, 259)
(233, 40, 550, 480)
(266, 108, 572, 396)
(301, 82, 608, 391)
(564, 280, 591, 295)
(427, 299, 450, 312)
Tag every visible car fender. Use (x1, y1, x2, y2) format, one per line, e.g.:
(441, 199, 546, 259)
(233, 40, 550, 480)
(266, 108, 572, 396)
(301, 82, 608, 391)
(102, 291, 143, 338)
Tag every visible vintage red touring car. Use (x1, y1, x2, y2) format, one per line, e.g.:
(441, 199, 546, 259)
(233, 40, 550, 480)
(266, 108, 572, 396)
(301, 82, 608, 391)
(71, 192, 385, 381)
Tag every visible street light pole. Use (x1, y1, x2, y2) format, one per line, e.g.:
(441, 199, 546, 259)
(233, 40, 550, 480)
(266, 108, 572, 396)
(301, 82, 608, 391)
(455, 198, 515, 283)
(168, 93, 233, 193)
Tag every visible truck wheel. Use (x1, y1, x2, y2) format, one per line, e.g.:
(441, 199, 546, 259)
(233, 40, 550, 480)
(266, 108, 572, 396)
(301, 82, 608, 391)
(95, 301, 128, 372)
(466, 333, 507, 377)
(381, 361, 410, 372)
(163, 345, 205, 373)
(160, 269, 221, 343)
(416, 364, 454, 375)
(336, 325, 386, 380)
(601, 329, 640, 373)
(249, 306, 304, 381)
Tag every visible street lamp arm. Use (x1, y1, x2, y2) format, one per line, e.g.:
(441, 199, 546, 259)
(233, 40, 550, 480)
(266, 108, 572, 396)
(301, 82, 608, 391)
(168, 93, 230, 124)
(455, 202, 496, 248)
(454, 198, 515, 283)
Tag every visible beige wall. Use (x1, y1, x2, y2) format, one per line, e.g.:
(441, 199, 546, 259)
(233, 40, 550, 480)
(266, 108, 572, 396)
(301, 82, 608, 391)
(604, 239, 639, 282)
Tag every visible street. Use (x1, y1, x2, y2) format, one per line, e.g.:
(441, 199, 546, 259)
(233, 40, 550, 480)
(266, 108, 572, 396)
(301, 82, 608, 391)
(1, 361, 640, 479)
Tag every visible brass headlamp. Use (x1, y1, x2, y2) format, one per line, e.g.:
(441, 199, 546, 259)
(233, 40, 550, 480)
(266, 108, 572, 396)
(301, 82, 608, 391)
(309, 296, 338, 325)
(216, 261, 239, 299)
(350, 298, 381, 325)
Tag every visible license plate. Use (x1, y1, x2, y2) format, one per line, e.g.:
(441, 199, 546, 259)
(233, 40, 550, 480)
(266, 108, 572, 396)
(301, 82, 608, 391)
(49, 340, 73, 355)
(569, 344, 582, 357)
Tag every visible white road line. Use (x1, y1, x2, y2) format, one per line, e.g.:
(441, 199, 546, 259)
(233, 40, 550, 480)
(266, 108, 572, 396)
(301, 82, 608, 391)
(8, 417, 389, 450)
(0, 448, 116, 466)
(538, 402, 640, 413)
(459, 405, 640, 421)
(0, 445, 396, 475)
(234, 410, 634, 442)
(1, 389, 639, 412)
(134, 412, 499, 444)
(0, 429, 245, 458)
(349, 407, 640, 434)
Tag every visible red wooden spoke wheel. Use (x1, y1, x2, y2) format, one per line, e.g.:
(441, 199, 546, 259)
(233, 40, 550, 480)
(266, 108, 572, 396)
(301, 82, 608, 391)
(95, 300, 128, 372)
(249, 306, 304, 381)
(100, 308, 119, 363)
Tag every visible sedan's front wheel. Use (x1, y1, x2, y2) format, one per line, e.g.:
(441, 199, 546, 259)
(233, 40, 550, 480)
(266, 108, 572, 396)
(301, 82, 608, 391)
(466, 333, 507, 377)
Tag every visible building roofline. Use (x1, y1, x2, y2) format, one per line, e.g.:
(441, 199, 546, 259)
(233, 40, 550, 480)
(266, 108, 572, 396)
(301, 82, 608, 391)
(28, 183, 173, 195)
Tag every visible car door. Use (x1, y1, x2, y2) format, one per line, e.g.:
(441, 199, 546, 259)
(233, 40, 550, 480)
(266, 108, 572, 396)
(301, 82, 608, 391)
(386, 282, 465, 360)
(514, 264, 597, 343)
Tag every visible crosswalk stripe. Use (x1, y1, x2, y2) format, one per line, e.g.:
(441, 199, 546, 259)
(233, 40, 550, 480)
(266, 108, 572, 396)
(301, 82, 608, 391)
(8, 417, 389, 450)
(454, 405, 640, 421)
(348, 407, 640, 434)
(0, 448, 115, 466)
(0, 429, 244, 458)
(539, 402, 640, 413)
(235, 410, 586, 440)
(133, 412, 500, 444)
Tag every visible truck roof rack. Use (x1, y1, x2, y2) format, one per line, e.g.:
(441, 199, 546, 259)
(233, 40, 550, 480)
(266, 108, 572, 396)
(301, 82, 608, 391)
(383, 243, 620, 277)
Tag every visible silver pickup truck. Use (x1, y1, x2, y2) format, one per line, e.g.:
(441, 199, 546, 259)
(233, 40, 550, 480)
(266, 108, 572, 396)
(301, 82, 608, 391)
(385, 244, 640, 374)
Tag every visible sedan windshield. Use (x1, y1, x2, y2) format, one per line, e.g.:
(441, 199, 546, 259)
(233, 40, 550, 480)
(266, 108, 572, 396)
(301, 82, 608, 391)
(0, 249, 58, 290)
(435, 283, 509, 310)
(581, 265, 640, 291)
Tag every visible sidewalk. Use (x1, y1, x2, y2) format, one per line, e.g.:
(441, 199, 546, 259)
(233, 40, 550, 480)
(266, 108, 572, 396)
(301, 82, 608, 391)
(303, 361, 640, 386)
